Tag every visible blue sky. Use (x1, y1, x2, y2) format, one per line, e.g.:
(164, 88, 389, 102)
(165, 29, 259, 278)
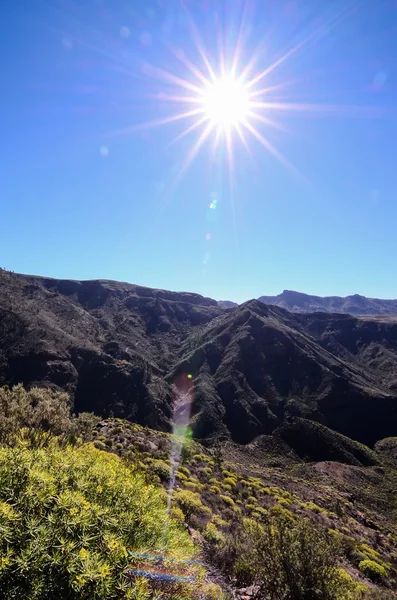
(1, 0, 397, 303)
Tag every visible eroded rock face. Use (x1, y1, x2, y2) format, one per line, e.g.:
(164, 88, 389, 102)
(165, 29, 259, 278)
(1, 269, 397, 447)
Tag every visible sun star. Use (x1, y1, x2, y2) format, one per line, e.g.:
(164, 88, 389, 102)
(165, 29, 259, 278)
(200, 75, 251, 132)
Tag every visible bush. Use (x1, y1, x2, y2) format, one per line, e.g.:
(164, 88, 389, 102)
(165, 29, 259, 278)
(203, 522, 224, 545)
(0, 439, 193, 599)
(0, 384, 72, 442)
(173, 489, 209, 523)
(0, 385, 99, 444)
(148, 458, 171, 482)
(220, 495, 235, 506)
(211, 516, 356, 600)
(251, 516, 354, 600)
(359, 559, 388, 581)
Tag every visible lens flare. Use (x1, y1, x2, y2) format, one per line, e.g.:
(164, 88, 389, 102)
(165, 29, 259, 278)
(166, 373, 194, 517)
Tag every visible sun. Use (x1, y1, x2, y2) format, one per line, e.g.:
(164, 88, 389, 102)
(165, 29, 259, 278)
(120, 3, 362, 188)
(200, 76, 251, 131)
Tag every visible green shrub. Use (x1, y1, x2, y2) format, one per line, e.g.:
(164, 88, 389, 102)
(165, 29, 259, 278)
(222, 470, 235, 479)
(223, 477, 237, 487)
(249, 516, 355, 599)
(148, 458, 171, 482)
(301, 501, 326, 514)
(247, 496, 257, 504)
(178, 466, 190, 476)
(0, 384, 72, 442)
(203, 522, 224, 545)
(209, 477, 219, 485)
(94, 441, 107, 451)
(173, 489, 209, 523)
(212, 515, 228, 528)
(0, 440, 193, 599)
(220, 495, 235, 506)
(271, 504, 294, 522)
(359, 559, 388, 581)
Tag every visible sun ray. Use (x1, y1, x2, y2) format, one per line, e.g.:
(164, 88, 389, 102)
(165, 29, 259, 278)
(168, 44, 211, 88)
(246, 31, 318, 90)
(235, 122, 251, 154)
(242, 120, 307, 182)
(166, 116, 209, 148)
(248, 110, 290, 134)
(230, 0, 250, 78)
(182, 4, 217, 83)
(164, 122, 214, 200)
(143, 63, 205, 96)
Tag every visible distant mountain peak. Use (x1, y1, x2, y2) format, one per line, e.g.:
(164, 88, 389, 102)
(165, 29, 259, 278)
(259, 290, 397, 315)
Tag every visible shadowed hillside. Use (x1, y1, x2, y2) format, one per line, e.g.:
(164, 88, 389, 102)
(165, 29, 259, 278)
(1, 269, 397, 450)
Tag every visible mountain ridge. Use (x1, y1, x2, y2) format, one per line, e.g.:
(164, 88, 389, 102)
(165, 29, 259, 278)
(220, 290, 397, 315)
(1, 269, 397, 450)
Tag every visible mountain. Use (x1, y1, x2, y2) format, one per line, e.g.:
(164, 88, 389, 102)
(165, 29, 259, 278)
(1, 269, 397, 451)
(258, 289, 397, 315)
(217, 300, 238, 309)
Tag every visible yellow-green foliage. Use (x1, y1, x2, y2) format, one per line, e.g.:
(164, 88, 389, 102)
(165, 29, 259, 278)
(202, 466, 212, 474)
(176, 471, 188, 481)
(359, 559, 388, 581)
(185, 477, 205, 491)
(357, 543, 381, 562)
(222, 470, 236, 479)
(247, 496, 258, 504)
(271, 504, 294, 522)
(276, 497, 293, 507)
(251, 506, 268, 518)
(203, 522, 224, 545)
(209, 485, 221, 494)
(178, 466, 190, 476)
(301, 501, 326, 514)
(335, 569, 369, 599)
(192, 453, 213, 464)
(173, 489, 210, 521)
(209, 477, 219, 485)
(223, 476, 237, 487)
(170, 505, 185, 524)
(222, 483, 232, 492)
(199, 583, 226, 600)
(0, 440, 193, 598)
(147, 458, 171, 481)
(212, 515, 228, 528)
(220, 495, 235, 506)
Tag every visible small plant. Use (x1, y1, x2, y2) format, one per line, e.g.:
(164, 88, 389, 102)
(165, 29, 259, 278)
(203, 522, 225, 545)
(359, 559, 388, 581)
(174, 489, 209, 524)
(220, 495, 235, 506)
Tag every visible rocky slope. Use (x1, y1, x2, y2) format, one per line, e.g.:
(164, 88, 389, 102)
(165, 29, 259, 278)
(1, 269, 397, 450)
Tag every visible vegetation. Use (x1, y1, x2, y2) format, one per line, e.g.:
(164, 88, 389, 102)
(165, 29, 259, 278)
(0, 384, 99, 444)
(0, 438, 195, 599)
(1, 384, 397, 599)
